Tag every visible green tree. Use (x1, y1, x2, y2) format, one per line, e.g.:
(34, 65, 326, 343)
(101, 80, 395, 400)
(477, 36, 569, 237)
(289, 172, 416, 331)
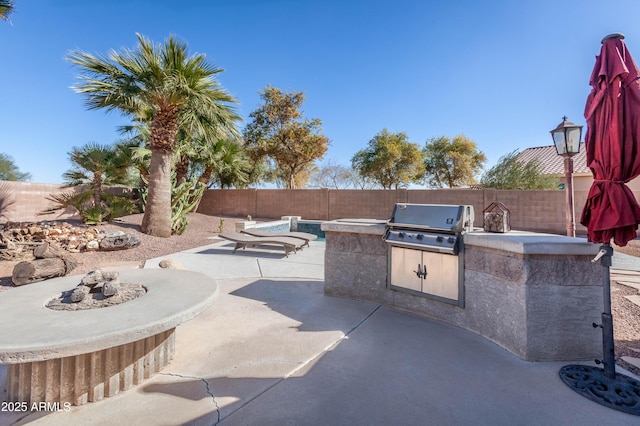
(480, 150, 558, 190)
(243, 86, 330, 189)
(351, 129, 424, 189)
(0, 153, 31, 181)
(67, 33, 240, 237)
(422, 135, 486, 188)
(0, 0, 14, 22)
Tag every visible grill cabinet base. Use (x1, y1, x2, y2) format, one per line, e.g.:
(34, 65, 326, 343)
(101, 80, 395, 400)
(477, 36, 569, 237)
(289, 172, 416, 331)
(388, 246, 464, 307)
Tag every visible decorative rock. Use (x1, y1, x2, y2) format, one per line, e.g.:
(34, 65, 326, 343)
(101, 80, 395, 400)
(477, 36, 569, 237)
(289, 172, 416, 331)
(158, 258, 187, 270)
(99, 232, 141, 251)
(70, 285, 90, 302)
(81, 269, 119, 287)
(0, 220, 104, 257)
(85, 240, 99, 251)
(102, 278, 120, 297)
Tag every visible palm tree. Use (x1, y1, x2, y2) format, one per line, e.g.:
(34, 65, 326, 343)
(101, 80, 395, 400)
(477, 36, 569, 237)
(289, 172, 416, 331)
(42, 142, 137, 224)
(63, 142, 131, 207)
(204, 139, 251, 188)
(178, 135, 250, 187)
(67, 33, 240, 237)
(0, 0, 14, 22)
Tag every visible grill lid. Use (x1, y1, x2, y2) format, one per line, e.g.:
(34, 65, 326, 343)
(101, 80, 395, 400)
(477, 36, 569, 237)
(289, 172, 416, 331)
(387, 203, 474, 233)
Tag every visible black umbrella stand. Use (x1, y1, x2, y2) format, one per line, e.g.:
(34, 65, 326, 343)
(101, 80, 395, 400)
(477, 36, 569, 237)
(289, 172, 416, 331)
(559, 243, 640, 415)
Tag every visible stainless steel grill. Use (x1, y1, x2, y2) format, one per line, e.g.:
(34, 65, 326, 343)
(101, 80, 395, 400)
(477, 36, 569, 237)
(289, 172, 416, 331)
(384, 203, 474, 306)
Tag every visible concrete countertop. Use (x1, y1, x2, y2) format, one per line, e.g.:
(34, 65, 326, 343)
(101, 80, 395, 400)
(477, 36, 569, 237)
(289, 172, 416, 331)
(321, 219, 386, 235)
(321, 221, 602, 257)
(0, 269, 219, 363)
(464, 230, 602, 256)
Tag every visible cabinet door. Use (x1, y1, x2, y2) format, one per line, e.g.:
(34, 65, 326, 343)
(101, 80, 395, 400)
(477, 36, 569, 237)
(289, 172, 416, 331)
(389, 246, 422, 292)
(422, 251, 459, 300)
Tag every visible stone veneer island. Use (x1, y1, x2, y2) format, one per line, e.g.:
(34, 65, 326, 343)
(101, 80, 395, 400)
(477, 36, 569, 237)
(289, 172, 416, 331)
(322, 219, 603, 362)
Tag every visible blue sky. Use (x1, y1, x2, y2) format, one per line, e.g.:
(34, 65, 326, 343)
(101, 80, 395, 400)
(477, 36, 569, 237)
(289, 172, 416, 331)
(2, 0, 640, 184)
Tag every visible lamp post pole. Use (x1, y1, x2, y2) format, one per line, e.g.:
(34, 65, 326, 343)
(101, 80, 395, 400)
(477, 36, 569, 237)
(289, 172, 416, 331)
(550, 116, 583, 238)
(564, 156, 576, 237)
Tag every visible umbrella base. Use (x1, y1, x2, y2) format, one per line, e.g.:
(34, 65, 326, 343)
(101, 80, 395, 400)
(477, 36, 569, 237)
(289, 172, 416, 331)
(560, 364, 640, 415)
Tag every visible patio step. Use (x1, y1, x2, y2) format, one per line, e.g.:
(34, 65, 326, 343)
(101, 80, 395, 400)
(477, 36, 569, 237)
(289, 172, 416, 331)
(624, 295, 640, 308)
(611, 269, 640, 291)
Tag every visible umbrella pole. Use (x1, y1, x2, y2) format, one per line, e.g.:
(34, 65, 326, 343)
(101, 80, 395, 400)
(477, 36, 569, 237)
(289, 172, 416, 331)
(598, 243, 616, 379)
(559, 243, 640, 416)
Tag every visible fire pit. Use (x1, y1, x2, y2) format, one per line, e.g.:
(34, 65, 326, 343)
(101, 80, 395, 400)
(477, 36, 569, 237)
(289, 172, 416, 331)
(0, 269, 218, 406)
(45, 269, 147, 311)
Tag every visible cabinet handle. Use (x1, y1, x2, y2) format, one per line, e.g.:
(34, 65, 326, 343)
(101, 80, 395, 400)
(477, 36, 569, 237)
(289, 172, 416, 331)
(414, 264, 428, 279)
(414, 264, 422, 278)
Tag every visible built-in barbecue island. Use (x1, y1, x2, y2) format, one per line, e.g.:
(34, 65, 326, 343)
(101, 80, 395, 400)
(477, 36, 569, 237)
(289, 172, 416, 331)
(321, 205, 603, 362)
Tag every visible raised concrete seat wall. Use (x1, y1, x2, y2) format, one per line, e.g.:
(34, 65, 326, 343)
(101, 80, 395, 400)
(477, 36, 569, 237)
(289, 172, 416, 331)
(0, 269, 218, 363)
(0, 269, 219, 405)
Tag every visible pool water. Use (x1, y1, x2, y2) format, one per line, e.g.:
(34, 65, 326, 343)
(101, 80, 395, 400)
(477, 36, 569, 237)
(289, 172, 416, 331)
(252, 219, 326, 241)
(293, 221, 326, 240)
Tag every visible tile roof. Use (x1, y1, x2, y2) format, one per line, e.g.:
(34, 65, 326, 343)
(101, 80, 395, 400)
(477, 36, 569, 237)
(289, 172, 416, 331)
(516, 145, 591, 175)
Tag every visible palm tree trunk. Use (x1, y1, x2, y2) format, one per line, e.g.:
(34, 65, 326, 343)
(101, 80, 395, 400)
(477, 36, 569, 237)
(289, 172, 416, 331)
(198, 166, 213, 185)
(175, 154, 189, 185)
(141, 150, 172, 237)
(93, 171, 102, 207)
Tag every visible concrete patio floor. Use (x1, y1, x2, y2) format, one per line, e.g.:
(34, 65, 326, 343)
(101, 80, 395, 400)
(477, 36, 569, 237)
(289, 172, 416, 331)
(1, 240, 639, 425)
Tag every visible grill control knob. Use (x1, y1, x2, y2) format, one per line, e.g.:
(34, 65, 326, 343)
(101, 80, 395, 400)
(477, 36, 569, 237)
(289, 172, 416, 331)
(436, 236, 444, 243)
(448, 237, 455, 244)
(398, 232, 406, 238)
(416, 234, 424, 240)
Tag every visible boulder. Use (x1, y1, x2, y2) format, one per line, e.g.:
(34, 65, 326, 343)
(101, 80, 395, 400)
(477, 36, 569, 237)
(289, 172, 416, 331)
(99, 232, 141, 251)
(158, 258, 187, 270)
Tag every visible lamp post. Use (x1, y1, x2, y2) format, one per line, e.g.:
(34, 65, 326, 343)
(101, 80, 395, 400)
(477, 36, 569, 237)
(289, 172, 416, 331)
(550, 116, 583, 237)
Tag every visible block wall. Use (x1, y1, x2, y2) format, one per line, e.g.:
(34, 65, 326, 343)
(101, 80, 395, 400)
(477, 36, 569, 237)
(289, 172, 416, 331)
(0, 181, 78, 223)
(1, 180, 629, 236)
(198, 188, 598, 235)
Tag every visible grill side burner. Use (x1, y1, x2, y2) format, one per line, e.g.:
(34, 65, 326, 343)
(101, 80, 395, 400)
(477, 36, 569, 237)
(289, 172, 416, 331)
(384, 204, 474, 307)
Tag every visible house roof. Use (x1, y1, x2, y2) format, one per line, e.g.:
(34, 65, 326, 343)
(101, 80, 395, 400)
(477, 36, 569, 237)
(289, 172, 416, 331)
(516, 145, 591, 175)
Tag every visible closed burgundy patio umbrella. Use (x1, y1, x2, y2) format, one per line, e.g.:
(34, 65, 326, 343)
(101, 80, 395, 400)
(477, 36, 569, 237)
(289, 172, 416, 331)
(560, 33, 640, 416)
(580, 34, 640, 246)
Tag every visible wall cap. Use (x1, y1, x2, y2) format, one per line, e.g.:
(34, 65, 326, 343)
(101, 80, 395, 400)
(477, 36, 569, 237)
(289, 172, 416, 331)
(322, 219, 386, 235)
(464, 230, 601, 256)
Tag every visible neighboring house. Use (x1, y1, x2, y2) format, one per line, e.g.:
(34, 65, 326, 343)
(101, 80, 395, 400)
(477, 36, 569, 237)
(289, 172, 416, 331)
(516, 144, 640, 192)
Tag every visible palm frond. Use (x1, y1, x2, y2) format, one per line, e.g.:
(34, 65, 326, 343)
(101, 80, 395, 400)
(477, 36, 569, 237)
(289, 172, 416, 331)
(0, 0, 14, 22)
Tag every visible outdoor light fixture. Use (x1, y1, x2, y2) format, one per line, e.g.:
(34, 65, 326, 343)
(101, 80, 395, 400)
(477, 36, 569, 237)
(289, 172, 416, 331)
(551, 116, 583, 157)
(550, 116, 583, 237)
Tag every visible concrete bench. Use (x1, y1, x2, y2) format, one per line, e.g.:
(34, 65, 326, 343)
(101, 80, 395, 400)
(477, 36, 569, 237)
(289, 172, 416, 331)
(0, 269, 218, 405)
